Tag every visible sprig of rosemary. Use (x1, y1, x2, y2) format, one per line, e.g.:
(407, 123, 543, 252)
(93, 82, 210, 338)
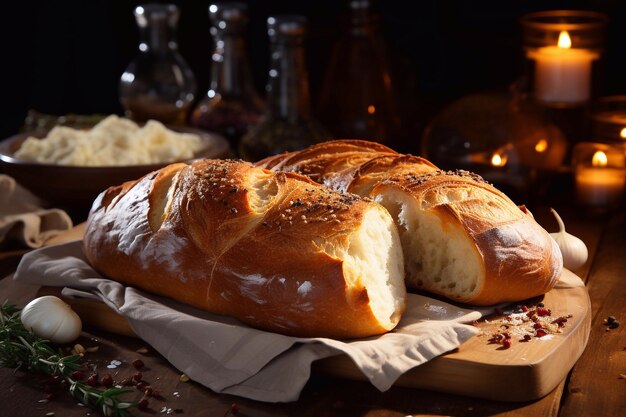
(0, 302, 136, 417)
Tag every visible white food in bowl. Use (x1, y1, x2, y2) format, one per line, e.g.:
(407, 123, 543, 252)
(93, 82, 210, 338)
(14, 115, 205, 166)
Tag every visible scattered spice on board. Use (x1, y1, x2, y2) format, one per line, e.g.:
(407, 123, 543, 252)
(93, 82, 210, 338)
(0, 303, 138, 416)
(484, 303, 572, 349)
(603, 315, 620, 330)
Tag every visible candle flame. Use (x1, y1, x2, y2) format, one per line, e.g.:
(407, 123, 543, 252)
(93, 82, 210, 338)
(535, 139, 548, 153)
(491, 152, 507, 167)
(367, 105, 376, 114)
(620, 127, 626, 139)
(557, 31, 572, 49)
(591, 150, 608, 167)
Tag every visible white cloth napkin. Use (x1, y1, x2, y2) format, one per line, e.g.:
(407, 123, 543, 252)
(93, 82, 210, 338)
(0, 174, 72, 248)
(13, 240, 494, 402)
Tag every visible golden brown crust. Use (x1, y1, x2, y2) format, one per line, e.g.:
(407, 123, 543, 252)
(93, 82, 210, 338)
(374, 171, 562, 305)
(83, 159, 404, 338)
(257, 139, 399, 192)
(258, 140, 563, 305)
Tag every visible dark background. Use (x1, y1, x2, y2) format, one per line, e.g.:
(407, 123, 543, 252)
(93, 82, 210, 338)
(2, 0, 625, 152)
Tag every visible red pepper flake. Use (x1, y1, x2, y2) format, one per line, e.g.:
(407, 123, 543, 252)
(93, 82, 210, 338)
(521, 305, 528, 312)
(132, 359, 144, 369)
(536, 329, 547, 338)
(520, 334, 532, 342)
(71, 371, 84, 380)
(533, 322, 543, 330)
(536, 307, 551, 317)
(230, 403, 240, 414)
(502, 339, 511, 349)
(551, 317, 568, 327)
(132, 371, 143, 382)
(86, 374, 98, 387)
(138, 397, 149, 410)
(101, 374, 113, 388)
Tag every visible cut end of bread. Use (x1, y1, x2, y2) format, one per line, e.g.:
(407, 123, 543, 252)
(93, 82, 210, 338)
(374, 189, 483, 302)
(343, 206, 406, 329)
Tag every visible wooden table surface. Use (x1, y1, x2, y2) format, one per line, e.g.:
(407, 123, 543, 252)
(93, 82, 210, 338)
(1, 201, 624, 417)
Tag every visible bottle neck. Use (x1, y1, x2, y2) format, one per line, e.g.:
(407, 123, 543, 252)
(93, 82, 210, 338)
(267, 38, 311, 122)
(350, 8, 380, 36)
(139, 20, 177, 54)
(210, 31, 256, 96)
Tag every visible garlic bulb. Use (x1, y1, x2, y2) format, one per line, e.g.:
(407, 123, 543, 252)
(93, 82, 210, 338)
(20, 296, 82, 344)
(550, 208, 588, 270)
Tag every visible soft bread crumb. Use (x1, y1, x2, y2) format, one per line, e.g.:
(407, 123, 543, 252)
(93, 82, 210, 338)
(374, 189, 482, 302)
(342, 206, 406, 329)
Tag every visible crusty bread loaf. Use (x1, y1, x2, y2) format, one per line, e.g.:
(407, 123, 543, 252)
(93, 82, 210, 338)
(258, 140, 563, 305)
(83, 159, 406, 338)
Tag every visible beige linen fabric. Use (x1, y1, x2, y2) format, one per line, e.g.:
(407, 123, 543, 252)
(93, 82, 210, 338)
(13, 241, 492, 402)
(0, 175, 72, 248)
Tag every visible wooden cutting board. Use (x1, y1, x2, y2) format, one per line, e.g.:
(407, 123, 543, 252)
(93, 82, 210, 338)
(39, 225, 591, 402)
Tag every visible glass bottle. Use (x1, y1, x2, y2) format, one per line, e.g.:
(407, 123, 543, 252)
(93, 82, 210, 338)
(317, 0, 400, 147)
(190, 3, 265, 149)
(239, 16, 330, 161)
(119, 3, 197, 125)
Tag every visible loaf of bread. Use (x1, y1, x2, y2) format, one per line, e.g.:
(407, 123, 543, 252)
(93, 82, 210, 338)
(258, 140, 563, 305)
(83, 159, 406, 338)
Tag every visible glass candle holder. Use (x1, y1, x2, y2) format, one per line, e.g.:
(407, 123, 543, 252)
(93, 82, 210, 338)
(591, 96, 626, 144)
(520, 10, 608, 108)
(421, 92, 567, 197)
(572, 142, 626, 211)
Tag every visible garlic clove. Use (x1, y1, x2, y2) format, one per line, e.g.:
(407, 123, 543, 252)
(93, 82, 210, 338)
(549, 208, 588, 271)
(21, 295, 82, 344)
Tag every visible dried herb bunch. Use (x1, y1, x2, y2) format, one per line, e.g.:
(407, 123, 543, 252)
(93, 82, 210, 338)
(0, 303, 136, 417)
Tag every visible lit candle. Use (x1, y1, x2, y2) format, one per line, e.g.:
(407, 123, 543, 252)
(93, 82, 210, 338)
(491, 152, 507, 167)
(535, 138, 548, 153)
(575, 150, 626, 206)
(527, 31, 599, 104)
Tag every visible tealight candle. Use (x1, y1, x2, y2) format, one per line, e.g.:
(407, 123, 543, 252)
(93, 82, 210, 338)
(521, 11, 608, 107)
(527, 31, 599, 104)
(573, 144, 626, 209)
